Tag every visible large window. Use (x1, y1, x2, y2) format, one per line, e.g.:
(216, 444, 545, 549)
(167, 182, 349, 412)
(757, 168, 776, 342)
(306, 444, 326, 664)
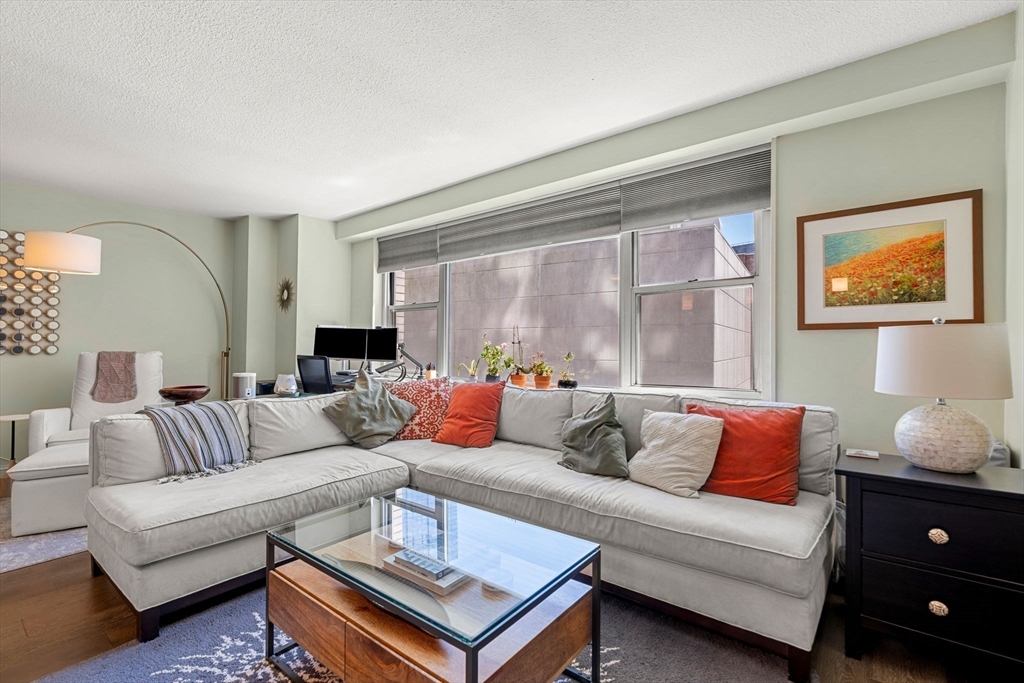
(386, 211, 768, 395)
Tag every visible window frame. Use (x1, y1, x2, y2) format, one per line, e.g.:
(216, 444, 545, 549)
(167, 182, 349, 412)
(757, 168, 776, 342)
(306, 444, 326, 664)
(382, 210, 773, 399)
(621, 209, 772, 399)
(385, 263, 450, 377)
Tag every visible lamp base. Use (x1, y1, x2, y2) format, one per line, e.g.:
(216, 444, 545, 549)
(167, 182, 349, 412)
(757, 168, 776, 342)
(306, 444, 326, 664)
(894, 403, 993, 474)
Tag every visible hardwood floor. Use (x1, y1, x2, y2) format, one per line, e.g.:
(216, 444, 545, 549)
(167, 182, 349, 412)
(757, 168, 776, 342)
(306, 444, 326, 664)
(0, 552, 985, 683)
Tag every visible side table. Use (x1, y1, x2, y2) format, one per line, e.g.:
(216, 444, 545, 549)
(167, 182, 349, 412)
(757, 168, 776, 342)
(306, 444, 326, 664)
(1, 413, 30, 464)
(838, 453, 1024, 671)
(0, 414, 29, 498)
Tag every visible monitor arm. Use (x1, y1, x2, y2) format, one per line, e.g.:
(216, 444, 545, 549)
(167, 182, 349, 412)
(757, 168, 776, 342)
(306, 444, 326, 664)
(374, 343, 425, 380)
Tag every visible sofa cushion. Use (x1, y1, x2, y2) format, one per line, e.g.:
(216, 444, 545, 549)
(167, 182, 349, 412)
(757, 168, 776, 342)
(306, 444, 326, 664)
(433, 381, 504, 448)
(248, 394, 350, 460)
(383, 378, 452, 440)
(496, 387, 573, 451)
(86, 446, 409, 566)
(92, 401, 251, 487)
(323, 371, 417, 449)
(559, 393, 628, 477)
(7, 442, 89, 481)
(47, 428, 91, 446)
(683, 396, 838, 496)
(416, 441, 833, 598)
(628, 410, 724, 498)
(572, 390, 681, 459)
(369, 439, 465, 486)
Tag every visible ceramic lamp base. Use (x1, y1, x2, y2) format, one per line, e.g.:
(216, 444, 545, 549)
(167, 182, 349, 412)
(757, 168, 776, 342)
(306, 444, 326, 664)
(894, 403, 993, 474)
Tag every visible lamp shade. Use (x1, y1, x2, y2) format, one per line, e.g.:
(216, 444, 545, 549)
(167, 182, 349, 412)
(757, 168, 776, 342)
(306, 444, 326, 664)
(23, 231, 102, 274)
(875, 323, 1012, 400)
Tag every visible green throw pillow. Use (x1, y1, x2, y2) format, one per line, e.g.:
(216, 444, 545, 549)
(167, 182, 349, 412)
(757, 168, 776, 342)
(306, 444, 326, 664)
(323, 370, 417, 449)
(559, 393, 628, 477)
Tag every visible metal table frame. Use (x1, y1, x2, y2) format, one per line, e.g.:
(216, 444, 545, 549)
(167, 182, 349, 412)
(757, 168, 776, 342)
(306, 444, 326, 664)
(265, 531, 601, 683)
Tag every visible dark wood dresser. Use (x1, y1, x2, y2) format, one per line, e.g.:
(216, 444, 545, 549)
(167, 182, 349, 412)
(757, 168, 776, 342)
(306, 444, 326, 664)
(838, 454, 1024, 670)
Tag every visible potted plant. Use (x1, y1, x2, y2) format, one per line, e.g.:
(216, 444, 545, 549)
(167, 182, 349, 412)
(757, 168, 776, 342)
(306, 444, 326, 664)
(509, 325, 528, 387)
(456, 359, 479, 381)
(529, 351, 554, 389)
(480, 335, 512, 382)
(558, 351, 577, 389)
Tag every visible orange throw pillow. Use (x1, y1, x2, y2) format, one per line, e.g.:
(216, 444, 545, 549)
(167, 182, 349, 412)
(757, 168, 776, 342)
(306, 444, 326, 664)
(433, 381, 505, 448)
(686, 405, 805, 505)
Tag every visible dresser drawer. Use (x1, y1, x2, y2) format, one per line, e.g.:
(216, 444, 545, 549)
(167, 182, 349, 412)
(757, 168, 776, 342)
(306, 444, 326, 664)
(862, 491, 1024, 582)
(863, 558, 1024, 660)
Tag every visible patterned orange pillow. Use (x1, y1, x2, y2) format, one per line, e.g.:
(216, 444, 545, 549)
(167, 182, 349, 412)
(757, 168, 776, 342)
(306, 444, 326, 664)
(383, 378, 453, 440)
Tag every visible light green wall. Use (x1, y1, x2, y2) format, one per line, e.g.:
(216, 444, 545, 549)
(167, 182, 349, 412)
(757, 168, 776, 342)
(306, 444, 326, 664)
(1005, 4, 1024, 465)
(231, 216, 279, 380)
(295, 215, 352, 357)
(336, 14, 1016, 240)
(275, 216, 299, 376)
(349, 239, 379, 328)
(0, 181, 234, 461)
(776, 85, 1007, 455)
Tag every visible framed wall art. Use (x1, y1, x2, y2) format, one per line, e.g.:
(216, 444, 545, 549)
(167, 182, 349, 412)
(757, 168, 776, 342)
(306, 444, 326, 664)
(797, 189, 983, 330)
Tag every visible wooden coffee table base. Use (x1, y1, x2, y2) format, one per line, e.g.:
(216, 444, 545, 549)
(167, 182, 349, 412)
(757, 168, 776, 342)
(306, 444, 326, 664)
(267, 560, 593, 683)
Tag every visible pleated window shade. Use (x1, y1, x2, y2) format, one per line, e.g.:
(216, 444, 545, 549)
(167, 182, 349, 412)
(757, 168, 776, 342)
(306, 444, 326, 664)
(377, 227, 438, 273)
(375, 146, 770, 272)
(620, 148, 771, 233)
(436, 184, 621, 264)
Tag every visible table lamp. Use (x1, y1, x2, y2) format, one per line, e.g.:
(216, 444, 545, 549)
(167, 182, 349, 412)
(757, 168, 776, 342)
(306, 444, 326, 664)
(874, 320, 1012, 473)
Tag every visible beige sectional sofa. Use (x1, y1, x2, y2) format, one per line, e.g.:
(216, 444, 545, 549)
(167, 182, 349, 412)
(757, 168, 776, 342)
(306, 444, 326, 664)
(85, 387, 837, 682)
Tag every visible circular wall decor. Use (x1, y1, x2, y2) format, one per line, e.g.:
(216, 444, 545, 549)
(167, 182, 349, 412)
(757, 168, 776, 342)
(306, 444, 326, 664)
(0, 231, 62, 355)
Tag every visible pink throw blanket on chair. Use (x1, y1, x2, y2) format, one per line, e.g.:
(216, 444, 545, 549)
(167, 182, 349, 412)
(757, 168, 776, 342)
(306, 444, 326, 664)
(92, 351, 138, 403)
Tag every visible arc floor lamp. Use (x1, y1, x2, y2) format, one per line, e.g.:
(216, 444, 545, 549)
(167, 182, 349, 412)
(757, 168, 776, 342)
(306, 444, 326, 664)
(23, 222, 231, 399)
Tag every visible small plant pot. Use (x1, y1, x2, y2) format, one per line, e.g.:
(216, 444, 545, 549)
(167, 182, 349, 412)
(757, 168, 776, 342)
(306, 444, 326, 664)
(485, 374, 501, 383)
(509, 374, 527, 387)
(533, 375, 552, 390)
(557, 379, 578, 389)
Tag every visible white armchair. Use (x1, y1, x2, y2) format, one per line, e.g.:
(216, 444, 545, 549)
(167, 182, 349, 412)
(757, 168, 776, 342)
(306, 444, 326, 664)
(9, 351, 162, 536)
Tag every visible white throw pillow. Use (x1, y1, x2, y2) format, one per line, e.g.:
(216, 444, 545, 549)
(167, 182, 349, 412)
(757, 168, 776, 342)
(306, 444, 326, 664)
(628, 409, 725, 498)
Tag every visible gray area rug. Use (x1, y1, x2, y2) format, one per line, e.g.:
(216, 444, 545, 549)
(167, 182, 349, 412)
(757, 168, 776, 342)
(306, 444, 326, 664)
(0, 497, 89, 573)
(40, 586, 817, 682)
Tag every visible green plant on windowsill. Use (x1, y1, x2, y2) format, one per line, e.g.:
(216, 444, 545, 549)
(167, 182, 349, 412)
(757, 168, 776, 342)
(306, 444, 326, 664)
(480, 334, 513, 379)
(456, 359, 479, 380)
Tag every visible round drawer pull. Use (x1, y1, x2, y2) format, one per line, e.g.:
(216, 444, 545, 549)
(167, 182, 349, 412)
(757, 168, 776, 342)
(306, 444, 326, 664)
(927, 528, 949, 544)
(928, 600, 949, 617)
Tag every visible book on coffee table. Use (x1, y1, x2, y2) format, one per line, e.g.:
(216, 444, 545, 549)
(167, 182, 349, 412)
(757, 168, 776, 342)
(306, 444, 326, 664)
(381, 555, 470, 596)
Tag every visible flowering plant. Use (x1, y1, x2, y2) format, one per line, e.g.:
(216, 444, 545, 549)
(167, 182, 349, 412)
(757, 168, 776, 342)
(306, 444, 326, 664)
(480, 335, 513, 376)
(560, 351, 575, 380)
(528, 351, 554, 376)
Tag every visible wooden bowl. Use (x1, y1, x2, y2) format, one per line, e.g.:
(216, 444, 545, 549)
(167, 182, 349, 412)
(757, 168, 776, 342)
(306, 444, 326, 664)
(159, 385, 211, 405)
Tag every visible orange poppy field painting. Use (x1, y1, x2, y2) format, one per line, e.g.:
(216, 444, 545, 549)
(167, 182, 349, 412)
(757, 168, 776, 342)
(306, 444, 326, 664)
(797, 189, 982, 330)
(823, 220, 946, 308)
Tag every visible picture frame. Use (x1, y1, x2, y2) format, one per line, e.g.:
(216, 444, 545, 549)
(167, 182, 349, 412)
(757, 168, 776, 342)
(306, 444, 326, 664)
(797, 189, 983, 330)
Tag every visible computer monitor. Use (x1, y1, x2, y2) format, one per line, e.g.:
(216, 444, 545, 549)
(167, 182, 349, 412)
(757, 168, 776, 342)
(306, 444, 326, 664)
(313, 326, 367, 360)
(366, 327, 399, 362)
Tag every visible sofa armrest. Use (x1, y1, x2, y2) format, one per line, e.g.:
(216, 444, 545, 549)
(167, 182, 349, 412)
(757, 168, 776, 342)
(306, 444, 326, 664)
(28, 407, 72, 455)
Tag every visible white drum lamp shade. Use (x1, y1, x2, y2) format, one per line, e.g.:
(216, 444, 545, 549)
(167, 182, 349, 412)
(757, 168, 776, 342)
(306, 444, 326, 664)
(23, 231, 102, 275)
(875, 323, 1012, 473)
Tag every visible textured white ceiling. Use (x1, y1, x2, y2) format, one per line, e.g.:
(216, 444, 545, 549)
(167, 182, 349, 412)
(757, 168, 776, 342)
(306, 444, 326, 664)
(0, 0, 1017, 221)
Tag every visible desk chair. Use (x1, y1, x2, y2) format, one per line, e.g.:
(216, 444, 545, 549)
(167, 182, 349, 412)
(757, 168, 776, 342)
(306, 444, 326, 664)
(297, 355, 335, 394)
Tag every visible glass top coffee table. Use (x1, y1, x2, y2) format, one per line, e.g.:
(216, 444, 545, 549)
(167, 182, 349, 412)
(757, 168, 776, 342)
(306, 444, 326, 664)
(265, 488, 601, 683)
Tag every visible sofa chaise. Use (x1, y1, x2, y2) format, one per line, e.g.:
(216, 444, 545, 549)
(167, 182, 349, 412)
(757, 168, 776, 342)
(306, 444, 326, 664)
(85, 387, 837, 682)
